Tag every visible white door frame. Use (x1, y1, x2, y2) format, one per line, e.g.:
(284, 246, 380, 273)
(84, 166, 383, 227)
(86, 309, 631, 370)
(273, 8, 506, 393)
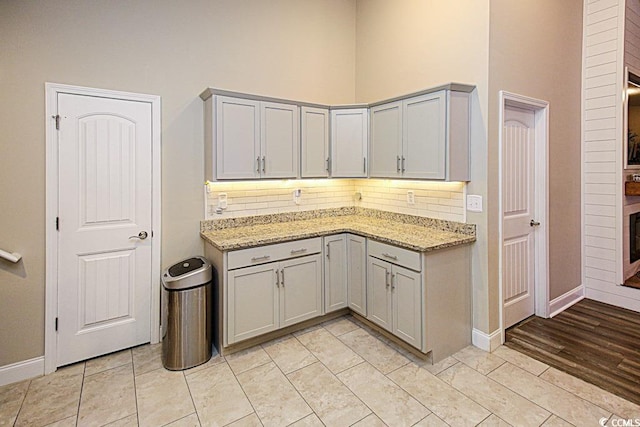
(44, 83, 161, 374)
(498, 90, 549, 343)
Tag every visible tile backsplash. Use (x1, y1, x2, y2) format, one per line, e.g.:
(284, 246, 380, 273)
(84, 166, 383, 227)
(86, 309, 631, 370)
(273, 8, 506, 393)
(205, 179, 466, 222)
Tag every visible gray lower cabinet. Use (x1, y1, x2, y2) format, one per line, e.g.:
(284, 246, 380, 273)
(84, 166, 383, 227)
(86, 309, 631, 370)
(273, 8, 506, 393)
(366, 239, 471, 360)
(207, 233, 470, 363)
(367, 256, 422, 350)
(226, 240, 322, 345)
(347, 234, 367, 316)
(324, 234, 348, 313)
(324, 234, 367, 315)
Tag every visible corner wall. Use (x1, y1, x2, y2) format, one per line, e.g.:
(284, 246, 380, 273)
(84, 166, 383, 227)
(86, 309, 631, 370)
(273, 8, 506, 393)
(489, 0, 583, 314)
(355, 0, 493, 334)
(0, 0, 356, 367)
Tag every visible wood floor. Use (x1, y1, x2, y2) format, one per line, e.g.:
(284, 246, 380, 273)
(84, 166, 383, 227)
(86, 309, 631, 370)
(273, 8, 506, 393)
(505, 298, 640, 406)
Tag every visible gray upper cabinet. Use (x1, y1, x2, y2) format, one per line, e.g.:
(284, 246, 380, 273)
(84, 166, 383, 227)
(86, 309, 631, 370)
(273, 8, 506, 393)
(204, 94, 299, 180)
(330, 108, 369, 178)
(261, 101, 299, 179)
(301, 106, 330, 178)
(370, 101, 402, 178)
(201, 84, 472, 182)
(213, 96, 261, 180)
(370, 89, 470, 181)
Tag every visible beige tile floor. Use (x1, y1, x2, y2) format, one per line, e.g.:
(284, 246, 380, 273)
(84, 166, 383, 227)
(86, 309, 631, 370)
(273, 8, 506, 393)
(2, 315, 640, 427)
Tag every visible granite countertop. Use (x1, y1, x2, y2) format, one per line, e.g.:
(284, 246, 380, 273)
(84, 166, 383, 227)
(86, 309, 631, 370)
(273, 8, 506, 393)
(200, 208, 475, 253)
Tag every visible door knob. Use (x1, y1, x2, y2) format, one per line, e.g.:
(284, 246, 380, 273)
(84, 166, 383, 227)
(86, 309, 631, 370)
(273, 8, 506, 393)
(129, 231, 148, 240)
(530, 220, 541, 227)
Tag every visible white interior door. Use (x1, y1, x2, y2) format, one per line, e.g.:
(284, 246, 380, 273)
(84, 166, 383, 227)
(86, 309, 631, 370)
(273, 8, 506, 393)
(57, 93, 153, 366)
(502, 105, 537, 328)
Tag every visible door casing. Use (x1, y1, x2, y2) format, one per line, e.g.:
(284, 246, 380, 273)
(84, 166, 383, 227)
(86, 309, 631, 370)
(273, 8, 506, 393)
(45, 83, 161, 374)
(498, 91, 549, 343)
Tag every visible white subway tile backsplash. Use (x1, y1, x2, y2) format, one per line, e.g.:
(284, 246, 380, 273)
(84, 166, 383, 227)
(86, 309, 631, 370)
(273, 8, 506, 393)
(205, 179, 466, 222)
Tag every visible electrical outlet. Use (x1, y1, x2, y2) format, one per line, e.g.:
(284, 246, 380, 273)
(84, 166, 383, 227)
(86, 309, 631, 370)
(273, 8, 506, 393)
(407, 190, 415, 205)
(466, 195, 483, 212)
(218, 193, 227, 209)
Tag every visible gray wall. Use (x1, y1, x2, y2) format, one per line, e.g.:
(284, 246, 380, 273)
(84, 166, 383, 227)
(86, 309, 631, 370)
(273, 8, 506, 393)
(0, 0, 357, 366)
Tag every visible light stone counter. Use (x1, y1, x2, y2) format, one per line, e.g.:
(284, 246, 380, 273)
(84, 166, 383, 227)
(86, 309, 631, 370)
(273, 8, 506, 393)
(201, 207, 475, 252)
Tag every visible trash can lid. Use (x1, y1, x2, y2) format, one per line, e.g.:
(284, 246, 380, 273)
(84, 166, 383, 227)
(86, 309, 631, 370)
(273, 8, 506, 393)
(162, 256, 212, 290)
(168, 257, 205, 277)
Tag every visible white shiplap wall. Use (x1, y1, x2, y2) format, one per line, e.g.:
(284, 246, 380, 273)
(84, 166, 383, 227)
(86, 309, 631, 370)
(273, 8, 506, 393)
(625, 0, 640, 74)
(582, 0, 640, 309)
(583, 0, 623, 287)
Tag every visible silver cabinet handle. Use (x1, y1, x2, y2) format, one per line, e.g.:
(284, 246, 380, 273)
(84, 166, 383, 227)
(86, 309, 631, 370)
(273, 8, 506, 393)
(363, 157, 367, 173)
(385, 270, 390, 288)
(382, 252, 398, 260)
(251, 255, 270, 262)
(257, 156, 261, 173)
(262, 156, 266, 173)
(530, 220, 541, 227)
(326, 157, 330, 172)
(402, 156, 406, 173)
(290, 248, 307, 254)
(326, 243, 330, 259)
(397, 155, 401, 173)
(391, 273, 396, 290)
(129, 231, 148, 240)
(276, 269, 280, 287)
(281, 269, 285, 286)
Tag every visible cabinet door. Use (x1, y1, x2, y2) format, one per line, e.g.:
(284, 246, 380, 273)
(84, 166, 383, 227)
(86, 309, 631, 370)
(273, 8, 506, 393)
(331, 109, 368, 177)
(324, 235, 348, 313)
(280, 254, 322, 327)
(227, 263, 279, 344)
(261, 102, 299, 178)
(392, 265, 422, 349)
(347, 234, 367, 316)
(216, 96, 261, 179)
(403, 91, 447, 179)
(301, 107, 330, 178)
(366, 257, 392, 332)
(370, 101, 402, 178)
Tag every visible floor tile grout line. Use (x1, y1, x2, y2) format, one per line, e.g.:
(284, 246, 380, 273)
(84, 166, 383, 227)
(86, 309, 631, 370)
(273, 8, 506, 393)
(285, 336, 375, 425)
(485, 360, 610, 422)
(182, 369, 203, 427)
(434, 363, 537, 423)
(74, 362, 87, 426)
(266, 346, 316, 426)
(232, 356, 270, 426)
(533, 368, 619, 418)
(10, 378, 32, 426)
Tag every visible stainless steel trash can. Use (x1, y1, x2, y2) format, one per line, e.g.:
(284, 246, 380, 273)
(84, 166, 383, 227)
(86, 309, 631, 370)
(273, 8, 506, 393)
(162, 256, 213, 370)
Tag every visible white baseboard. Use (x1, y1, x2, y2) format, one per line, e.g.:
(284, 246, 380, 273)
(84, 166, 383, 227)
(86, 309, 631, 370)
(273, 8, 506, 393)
(586, 287, 640, 313)
(0, 357, 44, 387)
(549, 284, 585, 318)
(472, 328, 502, 352)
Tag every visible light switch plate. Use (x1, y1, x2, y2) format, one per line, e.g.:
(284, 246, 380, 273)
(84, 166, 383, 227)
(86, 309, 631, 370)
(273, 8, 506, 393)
(466, 195, 483, 212)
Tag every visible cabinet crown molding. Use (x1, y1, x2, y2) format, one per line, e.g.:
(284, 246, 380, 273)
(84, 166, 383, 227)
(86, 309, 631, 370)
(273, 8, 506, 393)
(200, 82, 476, 109)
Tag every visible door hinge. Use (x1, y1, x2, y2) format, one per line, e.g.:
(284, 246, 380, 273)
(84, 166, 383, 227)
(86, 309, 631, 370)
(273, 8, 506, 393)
(52, 114, 60, 130)
(55, 317, 58, 331)
(56, 217, 59, 231)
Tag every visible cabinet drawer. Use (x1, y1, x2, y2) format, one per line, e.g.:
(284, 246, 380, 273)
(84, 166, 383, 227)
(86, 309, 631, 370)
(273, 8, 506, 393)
(367, 240, 421, 272)
(228, 238, 322, 270)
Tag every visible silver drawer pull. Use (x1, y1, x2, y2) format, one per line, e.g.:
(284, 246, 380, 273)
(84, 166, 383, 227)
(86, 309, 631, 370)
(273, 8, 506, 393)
(251, 255, 270, 262)
(290, 248, 307, 254)
(382, 252, 398, 260)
